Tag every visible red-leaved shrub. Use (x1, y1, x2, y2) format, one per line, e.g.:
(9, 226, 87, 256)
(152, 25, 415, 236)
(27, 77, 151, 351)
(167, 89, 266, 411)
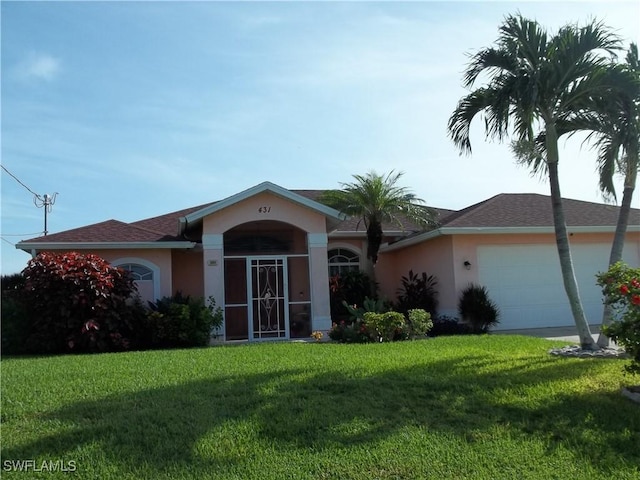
(22, 251, 145, 353)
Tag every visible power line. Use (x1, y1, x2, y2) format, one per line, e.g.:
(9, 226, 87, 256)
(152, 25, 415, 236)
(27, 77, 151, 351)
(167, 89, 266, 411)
(1, 164, 58, 236)
(1, 237, 16, 246)
(0, 164, 41, 199)
(1, 232, 43, 237)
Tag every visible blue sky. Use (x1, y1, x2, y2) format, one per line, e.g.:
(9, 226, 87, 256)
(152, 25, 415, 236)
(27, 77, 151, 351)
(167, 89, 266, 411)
(2, 1, 639, 274)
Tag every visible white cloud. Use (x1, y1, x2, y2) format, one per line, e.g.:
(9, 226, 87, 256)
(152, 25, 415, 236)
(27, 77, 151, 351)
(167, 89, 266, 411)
(14, 52, 61, 81)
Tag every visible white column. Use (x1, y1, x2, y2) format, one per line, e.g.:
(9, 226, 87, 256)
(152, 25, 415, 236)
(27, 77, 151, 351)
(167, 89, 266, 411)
(307, 233, 332, 332)
(203, 234, 225, 340)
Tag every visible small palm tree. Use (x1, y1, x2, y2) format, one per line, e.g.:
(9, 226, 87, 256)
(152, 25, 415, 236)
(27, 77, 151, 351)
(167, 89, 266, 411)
(320, 171, 435, 267)
(447, 14, 622, 350)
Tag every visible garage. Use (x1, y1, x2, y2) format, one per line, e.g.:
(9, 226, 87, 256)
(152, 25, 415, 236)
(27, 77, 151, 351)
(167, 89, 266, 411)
(478, 243, 640, 330)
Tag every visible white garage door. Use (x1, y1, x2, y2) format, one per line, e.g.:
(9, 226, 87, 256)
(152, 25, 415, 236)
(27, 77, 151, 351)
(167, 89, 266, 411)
(478, 243, 639, 330)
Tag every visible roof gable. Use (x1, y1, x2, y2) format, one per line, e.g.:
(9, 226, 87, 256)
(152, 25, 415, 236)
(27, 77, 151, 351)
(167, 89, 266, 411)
(181, 182, 345, 231)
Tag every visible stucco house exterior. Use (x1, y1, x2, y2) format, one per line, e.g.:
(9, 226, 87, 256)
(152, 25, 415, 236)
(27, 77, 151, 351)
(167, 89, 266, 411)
(16, 181, 640, 340)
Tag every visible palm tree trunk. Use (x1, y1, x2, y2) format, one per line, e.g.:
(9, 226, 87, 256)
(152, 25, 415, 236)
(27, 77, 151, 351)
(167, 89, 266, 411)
(546, 124, 597, 350)
(597, 180, 637, 347)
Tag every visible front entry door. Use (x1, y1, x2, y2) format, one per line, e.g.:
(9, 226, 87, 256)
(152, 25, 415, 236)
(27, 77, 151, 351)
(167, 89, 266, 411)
(249, 257, 289, 340)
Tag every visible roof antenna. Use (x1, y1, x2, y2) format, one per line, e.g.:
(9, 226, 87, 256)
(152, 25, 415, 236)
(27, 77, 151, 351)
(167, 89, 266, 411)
(34, 193, 58, 236)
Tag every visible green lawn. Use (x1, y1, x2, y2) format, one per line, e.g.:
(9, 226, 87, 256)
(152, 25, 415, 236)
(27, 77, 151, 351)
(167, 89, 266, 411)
(1, 335, 639, 479)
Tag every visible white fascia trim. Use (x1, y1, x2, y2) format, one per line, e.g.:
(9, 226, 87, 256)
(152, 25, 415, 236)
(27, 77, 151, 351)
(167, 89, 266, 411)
(16, 241, 196, 252)
(380, 229, 443, 252)
(441, 225, 640, 235)
(328, 230, 408, 238)
(380, 225, 640, 252)
(182, 181, 346, 227)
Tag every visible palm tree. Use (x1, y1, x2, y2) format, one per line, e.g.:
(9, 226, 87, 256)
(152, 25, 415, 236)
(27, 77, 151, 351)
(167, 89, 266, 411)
(320, 171, 435, 271)
(579, 44, 639, 346)
(447, 14, 622, 350)
(513, 45, 639, 347)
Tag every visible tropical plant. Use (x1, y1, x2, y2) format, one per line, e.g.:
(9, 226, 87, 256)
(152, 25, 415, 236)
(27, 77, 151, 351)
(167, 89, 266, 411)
(343, 296, 389, 322)
(396, 269, 438, 317)
(458, 284, 500, 334)
(448, 14, 623, 349)
(320, 171, 435, 267)
(329, 270, 375, 320)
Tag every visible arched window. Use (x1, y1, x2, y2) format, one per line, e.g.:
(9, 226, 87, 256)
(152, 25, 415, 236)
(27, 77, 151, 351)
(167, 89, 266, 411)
(328, 248, 360, 277)
(112, 259, 159, 305)
(119, 263, 153, 281)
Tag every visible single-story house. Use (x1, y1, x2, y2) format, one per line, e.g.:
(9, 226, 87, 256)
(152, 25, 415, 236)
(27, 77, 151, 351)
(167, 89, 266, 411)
(16, 181, 640, 340)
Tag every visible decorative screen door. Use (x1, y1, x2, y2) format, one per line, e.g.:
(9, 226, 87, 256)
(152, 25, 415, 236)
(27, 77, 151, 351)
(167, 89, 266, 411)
(249, 257, 288, 339)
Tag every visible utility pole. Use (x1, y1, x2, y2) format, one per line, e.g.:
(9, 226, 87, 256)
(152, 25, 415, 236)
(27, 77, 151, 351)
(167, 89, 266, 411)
(34, 193, 58, 236)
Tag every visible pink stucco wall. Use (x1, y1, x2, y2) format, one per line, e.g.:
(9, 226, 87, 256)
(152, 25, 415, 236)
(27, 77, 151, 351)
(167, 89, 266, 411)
(201, 191, 333, 336)
(377, 235, 456, 308)
(376, 230, 640, 318)
(203, 191, 327, 235)
(172, 250, 204, 297)
(89, 248, 173, 299)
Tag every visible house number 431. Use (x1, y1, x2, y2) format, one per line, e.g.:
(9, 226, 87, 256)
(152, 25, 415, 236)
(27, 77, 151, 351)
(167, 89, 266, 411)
(258, 206, 271, 213)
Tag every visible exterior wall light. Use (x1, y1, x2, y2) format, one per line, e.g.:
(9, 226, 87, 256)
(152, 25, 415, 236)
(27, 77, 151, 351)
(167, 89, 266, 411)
(463, 260, 472, 270)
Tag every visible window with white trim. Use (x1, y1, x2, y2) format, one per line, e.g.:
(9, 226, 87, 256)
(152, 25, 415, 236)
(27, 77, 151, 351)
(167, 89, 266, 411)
(118, 263, 155, 304)
(328, 248, 360, 277)
(119, 263, 154, 281)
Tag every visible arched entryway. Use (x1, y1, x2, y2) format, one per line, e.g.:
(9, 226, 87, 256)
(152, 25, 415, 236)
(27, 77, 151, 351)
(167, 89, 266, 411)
(222, 221, 311, 341)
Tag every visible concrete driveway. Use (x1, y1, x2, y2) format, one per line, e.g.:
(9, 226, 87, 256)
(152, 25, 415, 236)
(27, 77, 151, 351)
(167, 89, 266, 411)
(498, 325, 609, 344)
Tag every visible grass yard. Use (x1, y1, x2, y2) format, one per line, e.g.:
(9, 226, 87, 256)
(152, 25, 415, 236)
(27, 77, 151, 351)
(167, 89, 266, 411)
(1, 335, 639, 479)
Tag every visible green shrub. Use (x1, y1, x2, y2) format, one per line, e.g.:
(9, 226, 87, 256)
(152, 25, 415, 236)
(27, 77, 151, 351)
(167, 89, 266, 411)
(363, 311, 406, 342)
(596, 262, 640, 375)
(21, 252, 143, 354)
(458, 284, 500, 333)
(396, 270, 438, 317)
(406, 309, 433, 339)
(1, 295, 29, 355)
(429, 315, 471, 337)
(1, 274, 29, 355)
(146, 292, 223, 348)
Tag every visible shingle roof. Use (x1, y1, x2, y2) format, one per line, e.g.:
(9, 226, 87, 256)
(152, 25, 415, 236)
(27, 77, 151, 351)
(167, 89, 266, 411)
(439, 193, 639, 228)
(17, 191, 638, 246)
(20, 220, 174, 243)
(131, 202, 214, 238)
